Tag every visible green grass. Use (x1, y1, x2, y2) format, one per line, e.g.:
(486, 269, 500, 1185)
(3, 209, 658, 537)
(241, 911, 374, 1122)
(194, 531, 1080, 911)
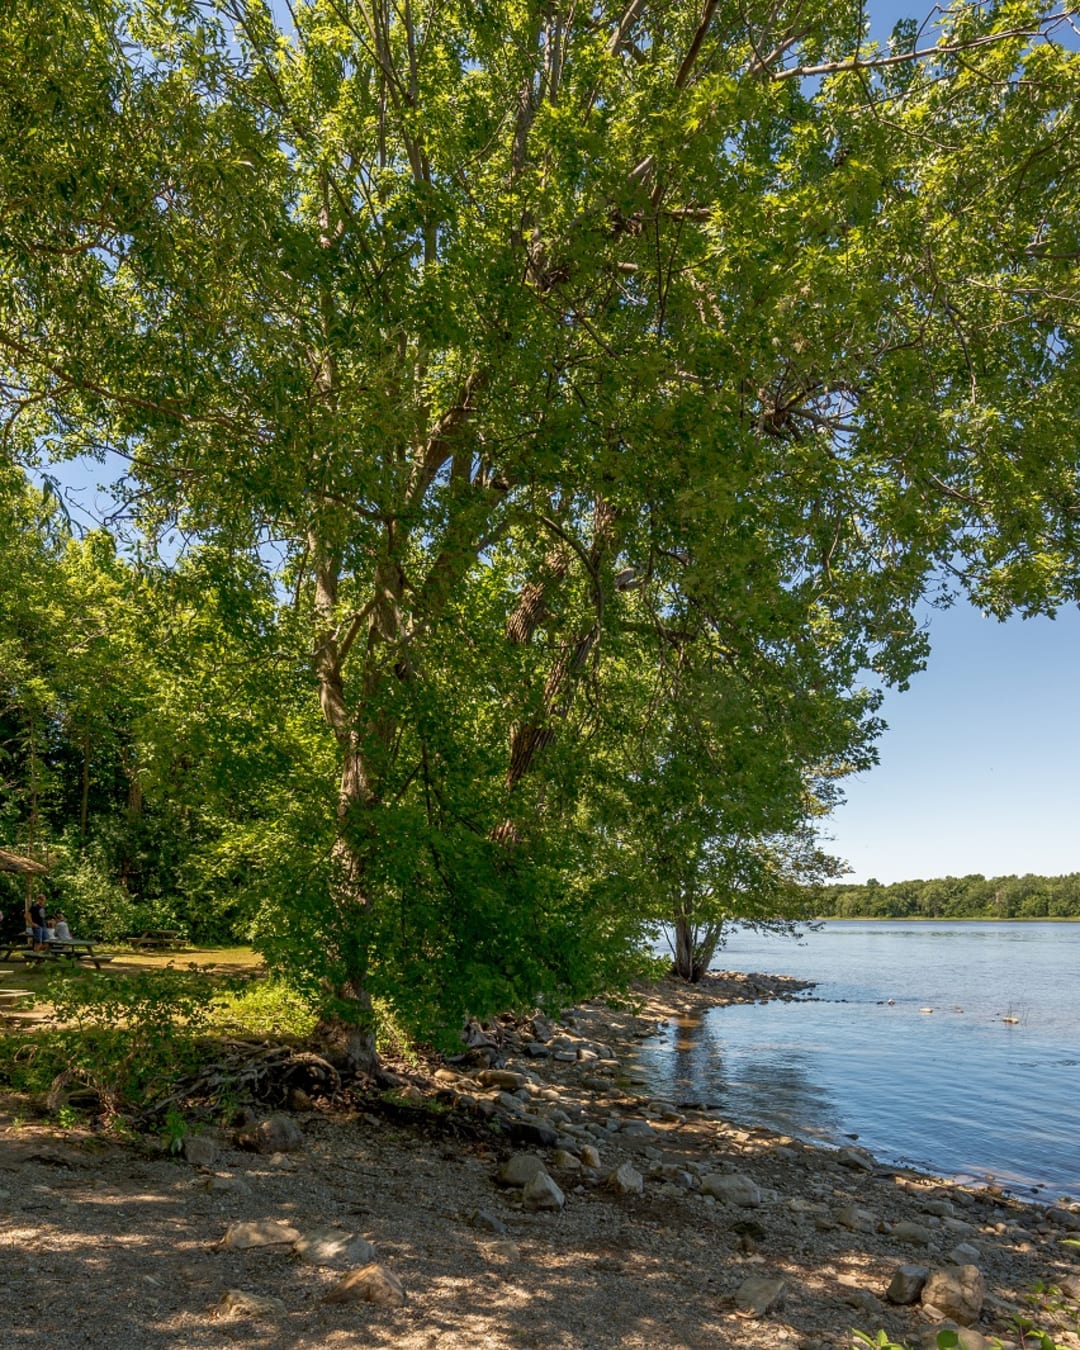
(0, 951, 318, 1120)
(210, 978, 318, 1039)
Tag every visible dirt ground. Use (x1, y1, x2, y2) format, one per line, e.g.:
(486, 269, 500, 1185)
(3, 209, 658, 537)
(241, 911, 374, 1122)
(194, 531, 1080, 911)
(1, 970, 1078, 1350)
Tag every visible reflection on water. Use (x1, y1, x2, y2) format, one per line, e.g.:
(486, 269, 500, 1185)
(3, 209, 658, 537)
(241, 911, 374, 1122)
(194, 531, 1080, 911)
(633, 1009, 844, 1142)
(634, 922, 1080, 1199)
(669, 1013, 719, 1092)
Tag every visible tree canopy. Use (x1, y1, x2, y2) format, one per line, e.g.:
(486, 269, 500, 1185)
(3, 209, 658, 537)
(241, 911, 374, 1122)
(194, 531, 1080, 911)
(1, 0, 1079, 1050)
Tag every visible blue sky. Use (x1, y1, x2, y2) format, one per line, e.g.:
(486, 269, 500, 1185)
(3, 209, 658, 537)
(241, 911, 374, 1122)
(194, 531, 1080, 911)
(830, 2, 1080, 882)
(826, 603, 1080, 883)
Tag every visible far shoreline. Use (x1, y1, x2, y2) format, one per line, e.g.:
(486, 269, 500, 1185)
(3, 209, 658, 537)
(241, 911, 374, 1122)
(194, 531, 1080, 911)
(811, 914, 1080, 922)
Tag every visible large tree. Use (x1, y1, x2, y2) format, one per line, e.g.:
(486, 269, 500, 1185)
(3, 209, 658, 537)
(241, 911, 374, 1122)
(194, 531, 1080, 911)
(2, 0, 1079, 1058)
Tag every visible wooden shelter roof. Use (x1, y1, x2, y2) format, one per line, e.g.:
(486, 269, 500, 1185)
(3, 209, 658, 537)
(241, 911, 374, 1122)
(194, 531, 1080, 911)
(0, 848, 48, 875)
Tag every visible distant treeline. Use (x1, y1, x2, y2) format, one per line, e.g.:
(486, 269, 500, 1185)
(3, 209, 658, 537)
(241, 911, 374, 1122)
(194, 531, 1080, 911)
(813, 873, 1080, 920)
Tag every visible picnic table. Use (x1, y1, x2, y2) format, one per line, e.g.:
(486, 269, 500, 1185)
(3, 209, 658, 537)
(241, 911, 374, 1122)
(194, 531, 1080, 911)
(0, 939, 114, 969)
(126, 930, 187, 951)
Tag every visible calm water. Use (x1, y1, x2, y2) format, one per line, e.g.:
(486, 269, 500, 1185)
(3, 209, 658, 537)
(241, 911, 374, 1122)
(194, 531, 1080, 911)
(634, 921, 1080, 1200)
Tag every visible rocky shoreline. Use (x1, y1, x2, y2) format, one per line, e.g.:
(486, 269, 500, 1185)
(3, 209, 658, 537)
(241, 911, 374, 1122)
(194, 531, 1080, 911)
(2, 969, 1078, 1349)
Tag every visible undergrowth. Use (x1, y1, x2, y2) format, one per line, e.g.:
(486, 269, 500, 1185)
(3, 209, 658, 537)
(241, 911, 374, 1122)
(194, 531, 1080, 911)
(0, 966, 319, 1122)
(211, 977, 318, 1039)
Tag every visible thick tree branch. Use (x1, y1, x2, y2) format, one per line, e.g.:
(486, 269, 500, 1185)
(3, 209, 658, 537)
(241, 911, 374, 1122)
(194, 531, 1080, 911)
(675, 0, 721, 90)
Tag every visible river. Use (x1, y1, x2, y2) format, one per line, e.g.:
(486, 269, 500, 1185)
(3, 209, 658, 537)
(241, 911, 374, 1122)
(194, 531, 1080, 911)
(633, 920, 1080, 1200)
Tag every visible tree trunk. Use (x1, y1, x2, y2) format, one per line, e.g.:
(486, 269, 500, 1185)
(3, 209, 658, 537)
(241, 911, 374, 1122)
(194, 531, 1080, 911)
(25, 714, 38, 912)
(310, 534, 391, 1075)
(672, 914, 698, 981)
(310, 733, 383, 1076)
(671, 916, 725, 983)
(80, 725, 90, 844)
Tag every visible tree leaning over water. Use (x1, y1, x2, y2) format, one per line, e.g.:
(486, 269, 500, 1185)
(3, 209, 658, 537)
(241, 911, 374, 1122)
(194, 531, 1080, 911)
(2, 0, 1079, 1060)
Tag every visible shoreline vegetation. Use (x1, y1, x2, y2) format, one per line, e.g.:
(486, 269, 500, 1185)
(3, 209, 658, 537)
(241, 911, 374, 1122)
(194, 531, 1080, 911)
(812, 874, 1080, 923)
(2, 967, 1078, 1349)
(813, 915, 1080, 923)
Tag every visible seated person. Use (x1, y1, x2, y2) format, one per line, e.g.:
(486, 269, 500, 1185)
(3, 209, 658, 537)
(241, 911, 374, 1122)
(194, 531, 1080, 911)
(52, 914, 73, 942)
(44, 916, 57, 941)
(28, 894, 47, 951)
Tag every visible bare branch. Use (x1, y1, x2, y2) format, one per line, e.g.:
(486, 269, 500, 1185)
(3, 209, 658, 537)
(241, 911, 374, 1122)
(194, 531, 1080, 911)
(608, 0, 648, 55)
(771, 16, 1073, 82)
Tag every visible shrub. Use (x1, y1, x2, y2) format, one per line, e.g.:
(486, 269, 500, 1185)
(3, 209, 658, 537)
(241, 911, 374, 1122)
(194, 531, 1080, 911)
(39, 964, 233, 1114)
(212, 979, 317, 1039)
(48, 855, 137, 942)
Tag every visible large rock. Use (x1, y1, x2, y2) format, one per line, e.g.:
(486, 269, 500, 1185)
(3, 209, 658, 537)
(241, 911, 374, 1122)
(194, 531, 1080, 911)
(653, 1163, 695, 1190)
(477, 1069, 525, 1090)
(734, 1276, 785, 1317)
(523, 1172, 565, 1211)
(580, 1144, 601, 1169)
(530, 1017, 554, 1043)
(922, 1198, 956, 1219)
(1059, 1274, 1080, 1300)
(886, 1265, 929, 1305)
(216, 1289, 287, 1317)
(237, 1113, 305, 1154)
(202, 1173, 252, 1197)
(182, 1134, 219, 1168)
(892, 1219, 932, 1247)
(498, 1153, 548, 1187)
(507, 1117, 559, 1148)
(323, 1263, 406, 1306)
(618, 1121, 659, 1147)
(293, 1227, 377, 1268)
(919, 1325, 992, 1350)
(921, 1265, 985, 1326)
(607, 1163, 644, 1196)
(836, 1145, 875, 1171)
(700, 1173, 761, 1207)
(836, 1204, 877, 1234)
(219, 1219, 301, 1250)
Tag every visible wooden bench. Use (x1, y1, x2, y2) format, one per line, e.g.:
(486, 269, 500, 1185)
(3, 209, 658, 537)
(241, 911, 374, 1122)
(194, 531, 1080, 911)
(126, 930, 187, 951)
(0, 939, 35, 961)
(22, 943, 114, 970)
